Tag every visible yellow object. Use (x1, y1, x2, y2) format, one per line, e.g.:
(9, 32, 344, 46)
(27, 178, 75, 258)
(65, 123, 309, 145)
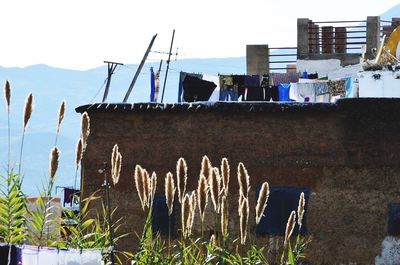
(386, 26, 400, 57)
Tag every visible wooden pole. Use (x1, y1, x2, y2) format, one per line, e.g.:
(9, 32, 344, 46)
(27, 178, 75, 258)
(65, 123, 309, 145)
(161, 30, 175, 103)
(123, 34, 158, 103)
(102, 61, 123, 102)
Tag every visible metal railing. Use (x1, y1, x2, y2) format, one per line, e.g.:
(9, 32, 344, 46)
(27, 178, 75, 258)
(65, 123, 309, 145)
(268, 47, 297, 72)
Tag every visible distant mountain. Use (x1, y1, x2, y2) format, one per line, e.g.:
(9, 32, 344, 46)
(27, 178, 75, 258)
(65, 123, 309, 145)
(0, 57, 245, 196)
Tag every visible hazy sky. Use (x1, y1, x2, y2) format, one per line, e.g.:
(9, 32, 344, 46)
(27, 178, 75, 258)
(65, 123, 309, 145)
(1, 0, 399, 70)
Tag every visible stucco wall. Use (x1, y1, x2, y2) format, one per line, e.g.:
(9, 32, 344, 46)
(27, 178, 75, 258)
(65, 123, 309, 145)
(76, 99, 400, 264)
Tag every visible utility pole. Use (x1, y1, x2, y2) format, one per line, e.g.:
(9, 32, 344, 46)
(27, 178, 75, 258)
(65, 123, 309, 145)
(123, 34, 157, 103)
(154, 59, 163, 102)
(161, 29, 175, 103)
(102, 61, 123, 102)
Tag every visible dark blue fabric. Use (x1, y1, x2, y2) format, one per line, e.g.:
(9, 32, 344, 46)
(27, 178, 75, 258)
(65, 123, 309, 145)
(244, 75, 260, 87)
(256, 186, 310, 236)
(152, 195, 176, 236)
(219, 90, 238, 101)
(388, 203, 400, 236)
(278, 83, 291, 101)
(0, 245, 21, 265)
(150, 67, 156, 102)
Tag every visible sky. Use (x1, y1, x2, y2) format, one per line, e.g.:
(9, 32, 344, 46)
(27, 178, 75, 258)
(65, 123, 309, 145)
(1, 0, 399, 70)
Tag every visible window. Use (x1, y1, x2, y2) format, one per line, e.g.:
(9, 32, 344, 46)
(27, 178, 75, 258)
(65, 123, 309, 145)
(152, 195, 176, 236)
(388, 203, 400, 236)
(256, 186, 309, 236)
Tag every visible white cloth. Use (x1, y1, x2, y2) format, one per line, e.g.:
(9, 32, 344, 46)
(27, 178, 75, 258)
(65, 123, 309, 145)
(22, 246, 103, 265)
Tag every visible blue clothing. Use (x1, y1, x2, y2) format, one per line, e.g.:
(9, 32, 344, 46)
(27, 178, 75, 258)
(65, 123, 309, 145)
(278, 83, 291, 101)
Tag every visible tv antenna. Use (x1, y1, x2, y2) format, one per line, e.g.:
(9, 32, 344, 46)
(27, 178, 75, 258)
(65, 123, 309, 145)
(102, 61, 124, 102)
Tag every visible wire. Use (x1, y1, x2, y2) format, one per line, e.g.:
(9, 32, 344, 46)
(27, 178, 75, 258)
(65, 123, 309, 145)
(89, 78, 107, 103)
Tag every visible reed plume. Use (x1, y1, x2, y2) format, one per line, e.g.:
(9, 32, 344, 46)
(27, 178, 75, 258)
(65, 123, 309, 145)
(201, 155, 212, 180)
(80, 112, 90, 149)
(142, 169, 150, 207)
(49, 147, 60, 182)
(187, 191, 196, 236)
(111, 145, 122, 185)
(197, 173, 208, 222)
(221, 195, 228, 238)
(176, 157, 187, 203)
(210, 234, 217, 247)
(149, 171, 157, 206)
(181, 194, 190, 237)
(209, 167, 221, 213)
(237, 162, 250, 198)
(23, 93, 33, 130)
(255, 181, 270, 224)
(239, 196, 249, 245)
(221, 157, 230, 197)
(297, 192, 305, 230)
(134, 165, 146, 210)
(75, 139, 83, 170)
(165, 172, 175, 216)
(4, 81, 11, 175)
(284, 211, 296, 249)
(56, 100, 66, 134)
(4, 80, 10, 112)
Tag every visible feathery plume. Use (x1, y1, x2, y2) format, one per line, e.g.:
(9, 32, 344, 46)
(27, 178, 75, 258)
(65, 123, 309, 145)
(255, 181, 270, 224)
(165, 172, 175, 216)
(176, 157, 187, 203)
(49, 146, 60, 182)
(221, 157, 230, 197)
(75, 138, 83, 170)
(297, 192, 305, 229)
(284, 211, 296, 249)
(23, 93, 33, 130)
(4, 80, 10, 112)
(80, 112, 90, 149)
(142, 169, 150, 207)
(56, 100, 66, 133)
(239, 196, 249, 245)
(111, 146, 122, 185)
(201, 155, 212, 180)
(181, 194, 191, 237)
(238, 193, 245, 216)
(134, 165, 146, 210)
(221, 195, 228, 238)
(187, 191, 196, 236)
(209, 167, 221, 213)
(149, 171, 157, 206)
(237, 162, 250, 198)
(197, 173, 208, 222)
(210, 234, 217, 247)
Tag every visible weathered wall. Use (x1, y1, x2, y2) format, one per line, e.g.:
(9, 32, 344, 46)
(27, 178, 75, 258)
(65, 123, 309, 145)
(76, 99, 400, 264)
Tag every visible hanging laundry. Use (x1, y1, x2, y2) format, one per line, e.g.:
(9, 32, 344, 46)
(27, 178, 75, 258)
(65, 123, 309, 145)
(178, 72, 203, 102)
(244, 87, 264, 101)
(314, 82, 329, 96)
(150, 67, 156, 102)
(342, 77, 353, 98)
(278, 83, 291, 101)
(0, 244, 21, 265)
(64, 188, 79, 206)
(297, 83, 317, 102)
(154, 71, 160, 102)
(182, 75, 216, 102)
(270, 72, 299, 86)
(264, 86, 279, 102)
(327, 80, 346, 97)
(219, 75, 238, 101)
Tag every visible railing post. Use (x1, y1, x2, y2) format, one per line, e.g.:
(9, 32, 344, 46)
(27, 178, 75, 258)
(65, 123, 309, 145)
(246, 44, 269, 78)
(335, 27, 347, 54)
(298, 18, 311, 59)
(366, 16, 380, 59)
(322, 26, 334, 54)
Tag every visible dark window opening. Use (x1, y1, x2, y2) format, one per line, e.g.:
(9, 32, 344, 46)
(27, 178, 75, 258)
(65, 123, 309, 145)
(256, 186, 310, 236)
(388, 203, 400, 236)
(152, 195, 176, 236)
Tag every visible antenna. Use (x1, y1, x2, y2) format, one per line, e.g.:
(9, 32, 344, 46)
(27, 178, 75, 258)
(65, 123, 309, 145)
(160, 29, 175, 103)
(123, 34, 157, 103)
(102, 61, 123, 102)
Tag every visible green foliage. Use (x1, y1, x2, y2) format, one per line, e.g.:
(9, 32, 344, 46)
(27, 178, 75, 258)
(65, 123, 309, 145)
(0, 171, 27, 244)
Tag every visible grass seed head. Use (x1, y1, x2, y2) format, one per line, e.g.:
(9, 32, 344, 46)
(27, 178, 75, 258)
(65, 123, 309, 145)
(176, 157, 187, 203)
(165, 172, 175, 216)
(255, 181, 270, 224)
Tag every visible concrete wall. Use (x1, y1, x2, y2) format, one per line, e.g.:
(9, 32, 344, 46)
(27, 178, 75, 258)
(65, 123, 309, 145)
(76, 99, 400, 264)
